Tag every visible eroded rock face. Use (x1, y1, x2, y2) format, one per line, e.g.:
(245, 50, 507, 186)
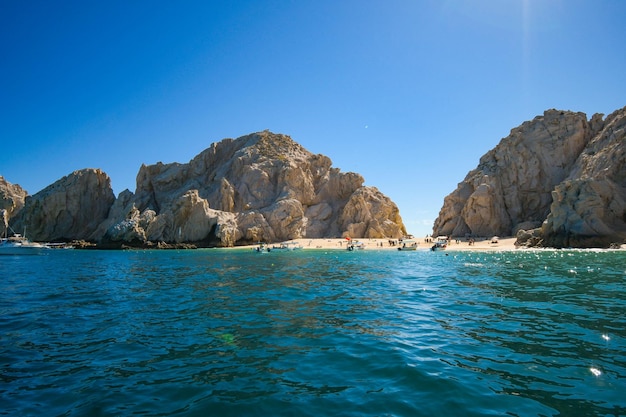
(541, 108, 626, 247)
(12, 169, 116, 241)
(0, 176, 27, 237)
(101, 131, 406, 246)
(433, 106, 626, 248)
(3, 132, 406, 246)
(340, 186, 405, 238)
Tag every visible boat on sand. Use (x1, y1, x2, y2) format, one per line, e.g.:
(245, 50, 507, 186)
(272, 242, 304, 250)
(347, 241, 366, 251)
(430, 237, 448, 251)
(398, 240, 418, 251)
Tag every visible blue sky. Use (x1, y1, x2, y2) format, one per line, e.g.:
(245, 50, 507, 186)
(2, 0, 625, 237)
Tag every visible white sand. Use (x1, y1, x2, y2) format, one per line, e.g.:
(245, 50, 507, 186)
(237, 236, 520, 251)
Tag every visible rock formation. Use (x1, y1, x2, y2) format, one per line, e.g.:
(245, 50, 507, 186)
(5, 131, 406, 247)
(11, 169, 116, 242)
(97, 131, 405, 246)
(541, 108, 626, 247)
(433, 106, 626, 248)
(0, 175, 27, 237)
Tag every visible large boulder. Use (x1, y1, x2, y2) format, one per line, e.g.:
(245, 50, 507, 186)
(12, 169, 116, 241)
(340, 186, 405, 238)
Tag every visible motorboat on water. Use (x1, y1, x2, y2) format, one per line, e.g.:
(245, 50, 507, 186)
(0, 234, 47, 255)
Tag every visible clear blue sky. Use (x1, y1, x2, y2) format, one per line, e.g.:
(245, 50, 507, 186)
(2, 0, 625, 237)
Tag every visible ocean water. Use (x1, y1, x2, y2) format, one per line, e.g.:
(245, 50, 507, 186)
(1, 248, 625, 416)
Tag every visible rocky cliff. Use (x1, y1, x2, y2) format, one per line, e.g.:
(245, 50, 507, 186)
(541, 108, 626, 248)
(11, 169, 116, 242)
(6, 131, 406, 246)
(433, 106, 626, 248)
(1, 175, 28, 237)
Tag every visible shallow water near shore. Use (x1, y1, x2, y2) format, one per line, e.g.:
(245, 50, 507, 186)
(2, 248, 625, 416)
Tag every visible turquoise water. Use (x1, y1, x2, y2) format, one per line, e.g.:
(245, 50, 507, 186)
(1, 248, 625, 416)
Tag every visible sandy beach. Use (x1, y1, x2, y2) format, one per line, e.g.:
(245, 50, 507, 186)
(240, 236, 520, 251)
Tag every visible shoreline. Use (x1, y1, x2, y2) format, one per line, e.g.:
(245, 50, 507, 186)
(61, 236, 624, 251)
(232, 237, 522, 252)
(232, 237, 625, 252)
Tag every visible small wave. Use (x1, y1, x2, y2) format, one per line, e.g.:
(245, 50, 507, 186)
(463, 262, 485, 267)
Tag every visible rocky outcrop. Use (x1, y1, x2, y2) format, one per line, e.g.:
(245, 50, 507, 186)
(540, 108, 626, 247)
(99, 131, 406, 246)
(11, 169, 116, 242)
(1, 176, 27, 237)
(434, 106, 626, 248)
(4, 131, 405, 247)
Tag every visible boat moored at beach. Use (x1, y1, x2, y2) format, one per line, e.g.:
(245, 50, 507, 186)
(431, 237, 448, 251)
(397, 240, 418, 251)
(272, 242, 304, 250)
(347, 241, 366, 251)
(254, 242, 271, 252)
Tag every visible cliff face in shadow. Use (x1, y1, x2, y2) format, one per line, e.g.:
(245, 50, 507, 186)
(5, 131, 406, 247)
(433, 106, 626, 248)
(10, 169, 116, 242)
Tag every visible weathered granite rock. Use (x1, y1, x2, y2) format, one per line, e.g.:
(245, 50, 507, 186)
(3, 132, 405, 247)
(340, 186, 405, 238)
(88, 189, 137, 242)
(433, 106, 626, 248)
(434, 109, 595, 237)
(0, 176, 27, 236)
(0, 176, 27, 216)
(515, 227, 543, 248)
(541, 107, 626, 247)
(12, 169, 116, 242)
(100, 131, 406, 246)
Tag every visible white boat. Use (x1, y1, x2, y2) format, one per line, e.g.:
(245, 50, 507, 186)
(254, 242, 271, 252)
(347, 241, 366, 251)
(430, 237, 448, 251)
(398, 240, 418, 251)
(0, 234, 47, 255)
(272, 241, 304, 250)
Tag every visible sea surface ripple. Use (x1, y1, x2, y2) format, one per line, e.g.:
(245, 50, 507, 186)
(1, 248, 625, 416)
